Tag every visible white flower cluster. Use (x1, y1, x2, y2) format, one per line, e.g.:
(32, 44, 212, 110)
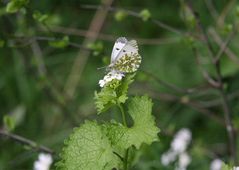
(210, 159, 223, 170)
(34, 153, 53, 170)
(210, 159, 239, 170)
(161, 128, 192, 170)
(99, 71, 124, 87)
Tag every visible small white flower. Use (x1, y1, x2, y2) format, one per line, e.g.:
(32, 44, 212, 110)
(171, 128, 191, 154)
(161, 128, 192, 169)
(98, 71, 125, 87)
(34, 153, 53, 170)
(177, 152, 191, 170)
(161, 150, 177, 165)
(210, 159, 223, 170)
(233, 167, 239, 170)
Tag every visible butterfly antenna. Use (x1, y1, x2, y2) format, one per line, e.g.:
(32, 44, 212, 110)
(97, 66, 107, 70)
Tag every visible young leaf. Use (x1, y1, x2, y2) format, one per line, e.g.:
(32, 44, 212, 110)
(33, 11, 49, 23)
(56, 121, 121, 170)
(114, 10, 127, 22)
(3, 115, 16, 131)
(0, 39, 5, 47)
(6, 0, 29, 13)
(95, 74, 135, 114)
(105, 96, 160, 154)
(48, 36, 69, 48)
(139, 9, 151, 21)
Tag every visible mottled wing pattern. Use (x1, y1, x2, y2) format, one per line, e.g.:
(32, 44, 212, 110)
(113, 52, 141, 73)
(112, 39, 141, 73)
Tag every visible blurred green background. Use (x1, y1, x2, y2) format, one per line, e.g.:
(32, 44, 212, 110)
(1, 0, 239, 169)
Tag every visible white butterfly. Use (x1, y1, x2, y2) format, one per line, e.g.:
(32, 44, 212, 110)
(98, 37, 141, 87)
(108, 37, 141, 73)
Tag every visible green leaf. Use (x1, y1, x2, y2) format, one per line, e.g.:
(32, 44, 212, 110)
(87, 42, 104, 56)
(0, 39, 5, 47)
(139, 9, 151, 21)
(114, 10, 127, 22)
(94, 74, 135, 114)
(56, 121, 121, 170)
(222, 162, 232, 170)
(6, 0, 29, 13)
(3, 115, 16, 131)
(105, 96, 160, 154)
(33, 11, 49, 23)
(48, 36, 69, 48)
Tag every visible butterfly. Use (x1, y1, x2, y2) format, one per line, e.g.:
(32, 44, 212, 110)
(108, 37, 141, 73)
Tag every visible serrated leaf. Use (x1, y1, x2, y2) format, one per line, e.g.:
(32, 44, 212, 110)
(95, 74, 135, 114)
(56, 121, 121, 170)
(105, 96, 160, 154)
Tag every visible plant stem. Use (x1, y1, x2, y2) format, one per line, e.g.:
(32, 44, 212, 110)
(118, 103, 127, 127)
(123, 148, 129, 170)
(117, 103, 129, 170)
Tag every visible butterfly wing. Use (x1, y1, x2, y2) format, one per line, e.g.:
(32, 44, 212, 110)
(110, 37, 128, 63)
(112, 40, 141, 73)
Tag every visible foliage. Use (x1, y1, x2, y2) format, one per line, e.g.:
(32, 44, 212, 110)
(1, 0, 239, 169)
(57, 71, 159, 169)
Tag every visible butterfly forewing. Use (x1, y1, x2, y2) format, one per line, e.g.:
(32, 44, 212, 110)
(110, 37, 128, 63)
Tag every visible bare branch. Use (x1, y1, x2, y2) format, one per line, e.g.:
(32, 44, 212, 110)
(0, 130, 54, 155)
(79, 4, 184, 35)
(208, 28, 239, 65)
(187, 0, 237, 164)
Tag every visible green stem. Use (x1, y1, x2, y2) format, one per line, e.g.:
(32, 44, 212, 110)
(117, 103, 129, 170)
(123, 148, 129, 170)
(118, 103, 127, 127)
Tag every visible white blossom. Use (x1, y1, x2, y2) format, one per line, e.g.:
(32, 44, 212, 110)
(161, 150, 177, 166)
(176, 152, 191, 170)
(233, 167, 239, 170)
(99, 70, 125, 87)
(34, 153, 53, 170)
(171, 128, 191, 154)
(161, 128, 192, 170)
(210, 159, 223, 170)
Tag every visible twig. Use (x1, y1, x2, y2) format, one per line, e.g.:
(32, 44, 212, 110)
(188, 1, 237, 164)
(208, 28, 239, 65)
(141, 70, 194, 94)
(0, 130, 54, 154)
(192, 47, 220, 88)
(11, 36, 89, 50)
(30, 39, 47, 77)
(213, 28, 237, 63)
(79, 4, 184, 35)
(45, 26, 179, 45)
(217, 0, 236, 27)
(132, 85, 225, 126)
(204, 0, 218, 20)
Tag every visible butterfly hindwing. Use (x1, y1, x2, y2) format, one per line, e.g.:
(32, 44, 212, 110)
(109, 38, 141, 73)
(113, 52, 141, 73)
